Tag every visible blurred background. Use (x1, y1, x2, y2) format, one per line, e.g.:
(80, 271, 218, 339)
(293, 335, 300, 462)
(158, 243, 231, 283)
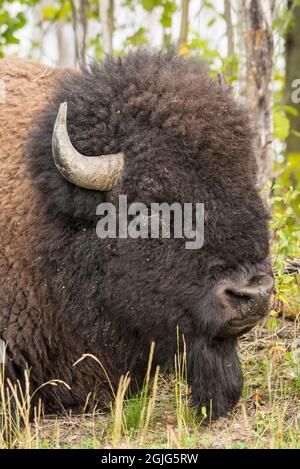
(1, 0, 234, 66)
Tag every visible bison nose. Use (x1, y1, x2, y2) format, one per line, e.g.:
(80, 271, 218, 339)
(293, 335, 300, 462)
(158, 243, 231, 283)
(217, 273, 274, 334)
(224, 274, 274, 317)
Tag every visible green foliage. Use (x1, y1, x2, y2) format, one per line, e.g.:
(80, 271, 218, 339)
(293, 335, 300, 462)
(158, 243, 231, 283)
(160, 1, 176, 29)
(270, 184, 300, 317)
(125, 27, 148, 47)
(273, 6, 300, 224)
(138, 0, 177, 48)
(87, 34, 104, 61)
(0, 0, 39, 57)
(271, 187, 300, 260)
(274, 107, 290, 142)
(140, 0, 160, 11)
(41, 2, 71, 21)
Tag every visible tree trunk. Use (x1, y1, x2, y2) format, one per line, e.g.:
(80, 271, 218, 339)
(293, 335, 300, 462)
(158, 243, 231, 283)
(70, 0, 87, 68)
(238, 0, 274, 191)
(286, 2, 300, 155)
(178, 0, 190, 53)
(224, 0, 234, 57)
(100, 0, 114, 55)
(224, 0, 235, 77)
(56, 21, 72, 67)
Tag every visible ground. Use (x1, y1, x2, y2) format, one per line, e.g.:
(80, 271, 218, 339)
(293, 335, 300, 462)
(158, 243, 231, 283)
(1, 311, 298, 449)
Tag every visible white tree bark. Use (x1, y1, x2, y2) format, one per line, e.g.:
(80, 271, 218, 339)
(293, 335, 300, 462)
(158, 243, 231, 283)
(70, 0, 87, 68)
(238, 0, 274, 191)
(224, 0, 235, 65)
(178, 0, 190, 52)
(56, 22, 72, 67)
(100, 0, 114, 55)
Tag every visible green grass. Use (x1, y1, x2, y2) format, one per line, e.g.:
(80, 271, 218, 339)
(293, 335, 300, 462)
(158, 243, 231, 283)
(0, 310, 299, 449)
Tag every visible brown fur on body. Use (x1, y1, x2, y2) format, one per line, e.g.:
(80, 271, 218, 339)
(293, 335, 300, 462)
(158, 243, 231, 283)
(0, 52, 271, 418)
(0, 59, 127, 410)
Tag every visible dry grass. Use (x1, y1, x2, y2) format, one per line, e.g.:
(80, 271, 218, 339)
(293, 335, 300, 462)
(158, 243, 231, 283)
(0, 312, 299, 449)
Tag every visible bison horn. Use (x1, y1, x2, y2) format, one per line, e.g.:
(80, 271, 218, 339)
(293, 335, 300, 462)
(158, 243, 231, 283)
(52, 102, 124, 191)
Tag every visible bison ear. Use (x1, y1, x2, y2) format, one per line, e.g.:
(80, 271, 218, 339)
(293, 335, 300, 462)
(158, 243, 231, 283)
(52, 102, 124, 191)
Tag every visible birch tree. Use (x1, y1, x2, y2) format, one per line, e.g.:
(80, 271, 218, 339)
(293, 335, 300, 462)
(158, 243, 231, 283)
(178, 0, 190, 53)
(56, 21, 72, 66)
(224, 0, 234, 76)
(70, 0, 88, 68)
(100, 0, 114, 55)
(238, 0, 275, 191)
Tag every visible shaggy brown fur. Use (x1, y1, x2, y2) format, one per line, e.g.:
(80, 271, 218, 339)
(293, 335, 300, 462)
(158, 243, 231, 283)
(0, 51, 272, 419)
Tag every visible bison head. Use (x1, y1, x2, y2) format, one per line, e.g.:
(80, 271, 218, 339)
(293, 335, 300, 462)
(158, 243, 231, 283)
(31, 51, 274, 419)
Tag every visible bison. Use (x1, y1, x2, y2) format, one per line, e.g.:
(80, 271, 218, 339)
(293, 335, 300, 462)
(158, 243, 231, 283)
(0, 50, 274, 419)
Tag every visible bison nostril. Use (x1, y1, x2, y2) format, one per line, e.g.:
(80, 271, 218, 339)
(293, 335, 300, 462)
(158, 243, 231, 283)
(215, 272, 274, 336)
(226, 286, 270, 316)
(224, 289, 252, 312)
(217, 273, 274, 321)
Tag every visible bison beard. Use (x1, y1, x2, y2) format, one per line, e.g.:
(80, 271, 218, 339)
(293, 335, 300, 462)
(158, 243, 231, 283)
(188, 337, 243, 419)
(0, 50, 273, 421)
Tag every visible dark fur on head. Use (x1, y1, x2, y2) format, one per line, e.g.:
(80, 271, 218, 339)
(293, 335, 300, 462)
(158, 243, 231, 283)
(0, 50, 271, 419)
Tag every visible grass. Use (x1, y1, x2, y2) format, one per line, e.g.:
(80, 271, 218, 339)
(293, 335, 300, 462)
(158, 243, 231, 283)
(0, 306, 299, 449)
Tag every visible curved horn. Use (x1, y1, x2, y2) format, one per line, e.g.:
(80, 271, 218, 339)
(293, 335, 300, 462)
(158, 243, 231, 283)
(52, 102, 124, 191)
